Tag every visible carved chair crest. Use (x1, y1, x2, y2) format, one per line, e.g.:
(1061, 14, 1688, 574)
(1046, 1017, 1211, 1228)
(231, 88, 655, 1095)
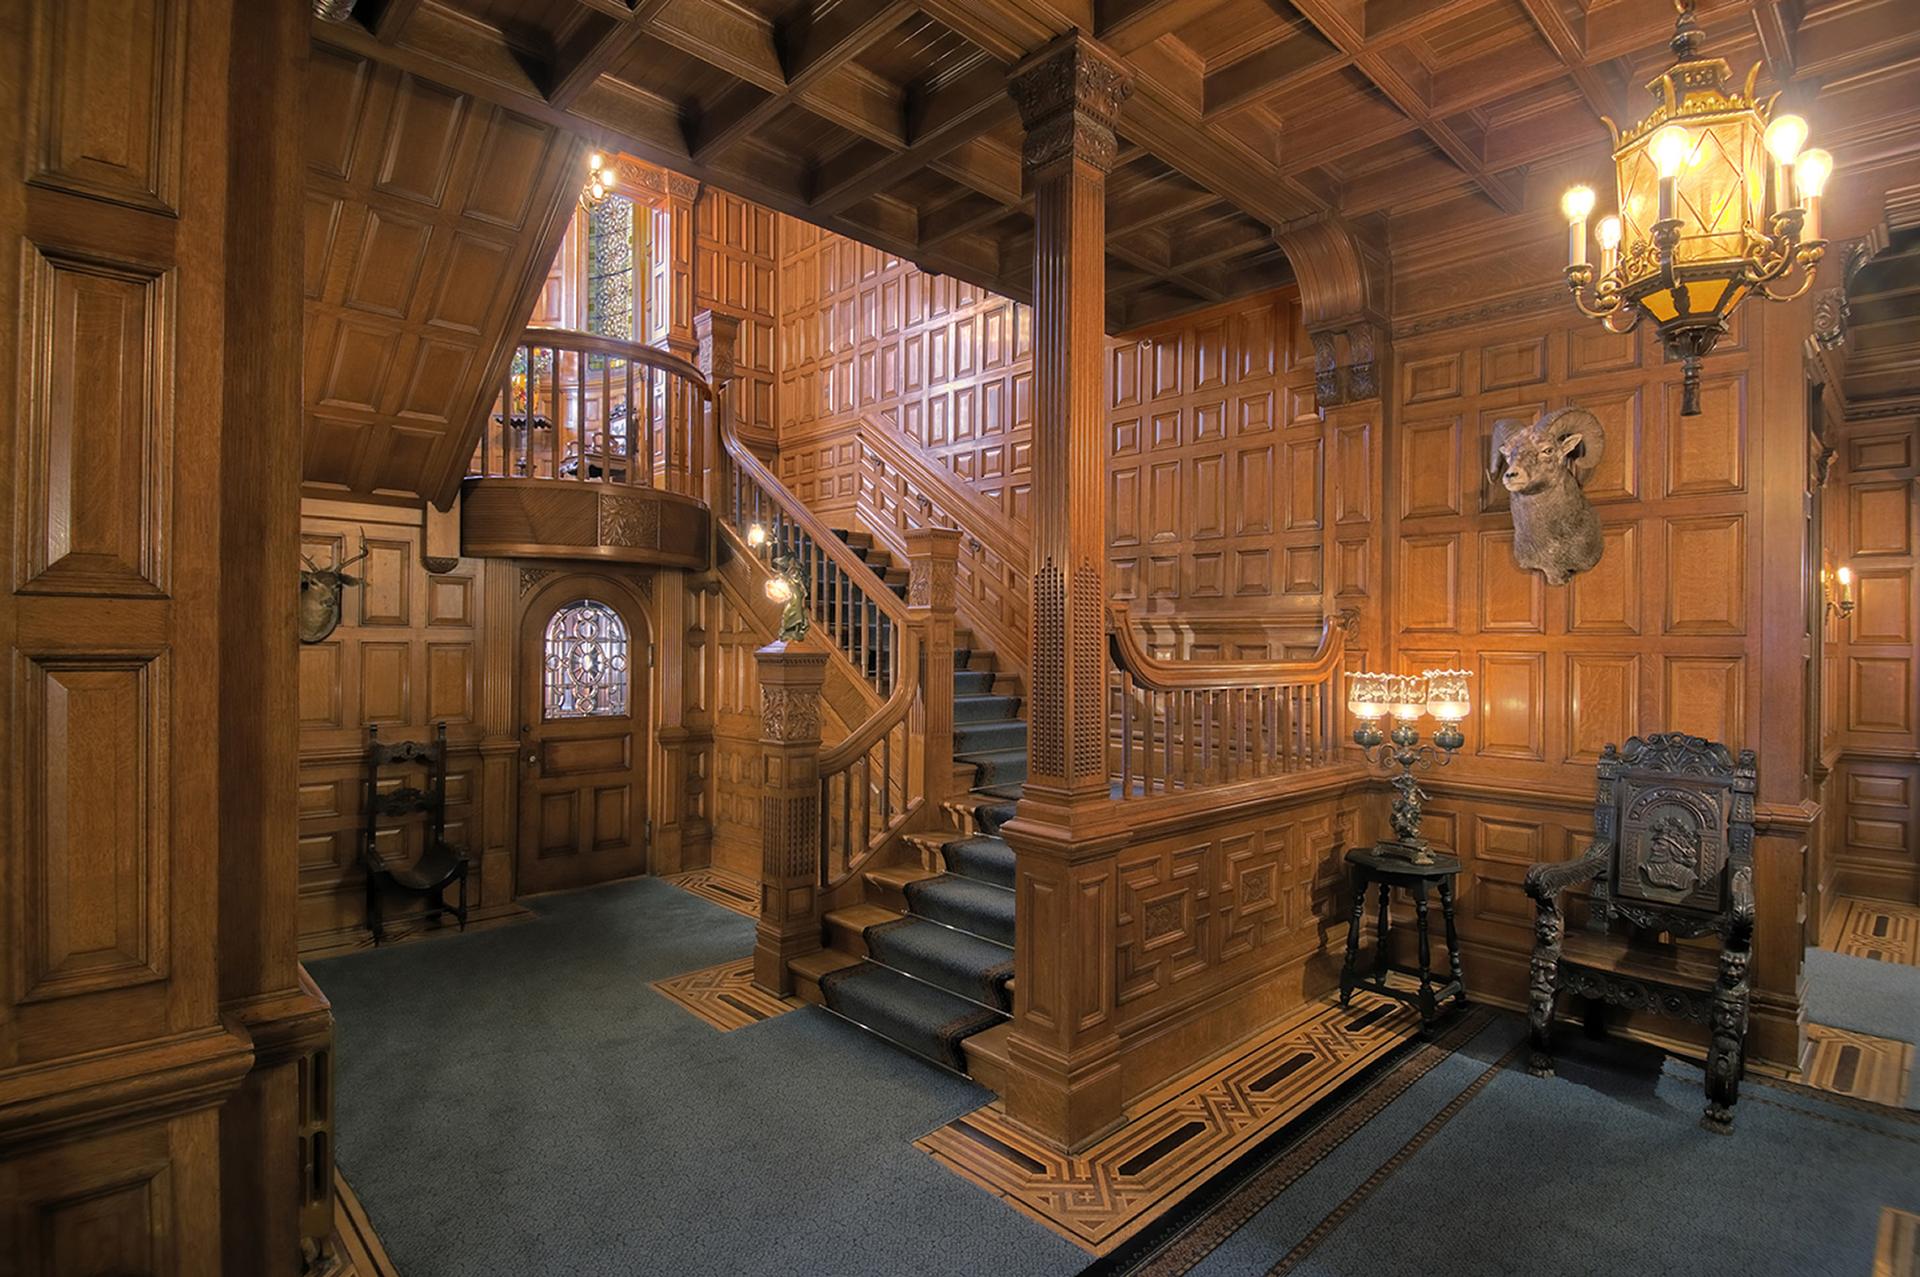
(1588, 733, 1756, 941)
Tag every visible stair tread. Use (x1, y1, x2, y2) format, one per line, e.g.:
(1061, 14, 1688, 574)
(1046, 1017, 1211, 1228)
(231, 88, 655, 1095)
(817, 961, 1004, 1072)
(866, 865, 942, 892)
(942, 835, 1016, 890)
(864, 917, 1013, 1011)
(791, 949, 863, 981)
(825, 903, 901, 948)
(904, 874, 1015, 947)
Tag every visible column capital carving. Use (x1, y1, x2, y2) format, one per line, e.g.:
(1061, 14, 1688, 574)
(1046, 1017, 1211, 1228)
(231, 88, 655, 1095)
(694, 308, 739, 385)
(1008, 34, 1134, 176)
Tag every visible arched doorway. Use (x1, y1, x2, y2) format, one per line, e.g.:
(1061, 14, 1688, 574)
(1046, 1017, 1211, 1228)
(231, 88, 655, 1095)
(517, 572, 653, 894)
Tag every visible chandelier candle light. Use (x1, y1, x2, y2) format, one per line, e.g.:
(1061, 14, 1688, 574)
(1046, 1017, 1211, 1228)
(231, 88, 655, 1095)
(1347, 670, 1472, 867)
(1561, 0, 1827, 416)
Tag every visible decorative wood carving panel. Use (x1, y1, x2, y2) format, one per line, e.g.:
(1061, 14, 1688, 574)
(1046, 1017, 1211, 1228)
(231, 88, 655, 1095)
(302, 45, 582, 504)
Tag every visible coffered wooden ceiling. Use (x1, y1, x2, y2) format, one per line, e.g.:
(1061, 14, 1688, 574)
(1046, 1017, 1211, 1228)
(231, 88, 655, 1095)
(314, 1, 1920, 334)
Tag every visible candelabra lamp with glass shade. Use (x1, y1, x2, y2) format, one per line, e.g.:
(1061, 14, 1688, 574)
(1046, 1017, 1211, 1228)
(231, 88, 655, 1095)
(1560, 0, 1828, 417)
(1347, 670, 1472, 866)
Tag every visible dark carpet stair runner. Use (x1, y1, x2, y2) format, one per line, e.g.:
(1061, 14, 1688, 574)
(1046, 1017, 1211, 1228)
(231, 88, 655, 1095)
(809, 529, 1025, 1075)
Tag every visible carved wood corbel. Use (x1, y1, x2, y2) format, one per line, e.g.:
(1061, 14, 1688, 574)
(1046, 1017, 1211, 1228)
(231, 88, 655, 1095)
(1273, 217, 1390, 409)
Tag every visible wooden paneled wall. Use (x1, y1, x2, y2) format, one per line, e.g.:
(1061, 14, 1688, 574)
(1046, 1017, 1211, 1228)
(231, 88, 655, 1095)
(296, 499, 519, 950)
(1829, 412, 1920, 902)
(775, 219, 1323, 661)
(695, 189, 779, 448)
(1382, 286, 1814, 1069)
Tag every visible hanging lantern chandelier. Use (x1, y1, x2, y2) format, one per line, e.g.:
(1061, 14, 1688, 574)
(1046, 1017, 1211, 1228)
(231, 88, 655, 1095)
(579, 151, 617, 209)
(1561, 0, 1828, 415)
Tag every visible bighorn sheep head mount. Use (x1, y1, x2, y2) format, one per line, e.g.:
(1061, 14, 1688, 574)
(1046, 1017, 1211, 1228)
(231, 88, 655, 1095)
(299, 534, 369, 644)
(1490, 407, 1606, 587)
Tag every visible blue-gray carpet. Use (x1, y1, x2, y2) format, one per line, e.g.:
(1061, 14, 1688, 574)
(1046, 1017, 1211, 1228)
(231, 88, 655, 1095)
(1108, 1013, 1920, 1277)
(310, 877, 1088, 1277)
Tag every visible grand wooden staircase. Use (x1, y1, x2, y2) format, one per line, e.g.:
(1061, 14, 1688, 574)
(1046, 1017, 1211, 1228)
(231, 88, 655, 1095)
(788, 529, 1026, 1084)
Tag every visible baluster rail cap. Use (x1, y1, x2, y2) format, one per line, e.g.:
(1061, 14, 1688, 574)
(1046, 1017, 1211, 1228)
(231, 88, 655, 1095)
(519, 327, 715, 400)
(1107, 601, 1351, 691)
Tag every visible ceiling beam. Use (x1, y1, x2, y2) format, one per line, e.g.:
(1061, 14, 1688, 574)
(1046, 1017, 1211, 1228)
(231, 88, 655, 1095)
(1516, 0, 1625, 126)
(372, 0, 424, 42)
(808, 75, 1013, 214)
(548, 0, 672, 110)
(1751, 0, 1804, 85)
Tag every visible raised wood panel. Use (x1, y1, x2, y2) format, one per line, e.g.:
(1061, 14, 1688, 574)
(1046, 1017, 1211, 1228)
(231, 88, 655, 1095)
(18, 651, 169, 1003)
(1663, 655, 1744, 752)
(1567, 654, 1640, 763)
(1664, 374, 1746, 496)
(1847, 658, 1915, 735)
(1852, 481, 1914, 557)
(697, 189, 779, 442)
(302, 48, 580, 502)
(15, 246, 173, 596)
(1567, 523, 1640, 635)
(1476, 651, 1545, 761)
(1479, 531, 1544, 633)
(1664, 514, 1746, 635)
(1401, 417, 1462, 517)
(1397, 535, 1459, 632)
(27, 0, 187, 213)
(1850, 567, 1914, 646)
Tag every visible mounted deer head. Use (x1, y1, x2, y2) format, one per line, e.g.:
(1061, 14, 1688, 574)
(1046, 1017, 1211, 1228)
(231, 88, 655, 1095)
(299, 534, 370, 644)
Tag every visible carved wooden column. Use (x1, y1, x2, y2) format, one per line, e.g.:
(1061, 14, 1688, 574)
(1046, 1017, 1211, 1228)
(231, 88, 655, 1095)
(752, 641, 828, 995)
(1000, 35, 1133, 1151)
(665, 174, 702, 359)
(906, 527, 962, 820)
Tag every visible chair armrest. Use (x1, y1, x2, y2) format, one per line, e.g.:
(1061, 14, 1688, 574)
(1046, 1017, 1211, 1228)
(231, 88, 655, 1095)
(1726, 864, 1754, 947)
(1524, 840, 1611, 904)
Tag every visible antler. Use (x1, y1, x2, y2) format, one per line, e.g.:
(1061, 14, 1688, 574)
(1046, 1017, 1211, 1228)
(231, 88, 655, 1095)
(336, 530, 372, 571)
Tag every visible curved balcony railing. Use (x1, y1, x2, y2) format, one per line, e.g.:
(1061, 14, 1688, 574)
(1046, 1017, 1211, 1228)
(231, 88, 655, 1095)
(1107, 602, 1351, 799)
(468, 327, 711, 500)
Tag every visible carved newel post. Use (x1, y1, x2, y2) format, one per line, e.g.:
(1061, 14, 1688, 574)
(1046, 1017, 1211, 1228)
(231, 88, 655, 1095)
(906, 527, 961, 818)
(752, 640, 828, 995)
(1000, 34, 1134, 1151)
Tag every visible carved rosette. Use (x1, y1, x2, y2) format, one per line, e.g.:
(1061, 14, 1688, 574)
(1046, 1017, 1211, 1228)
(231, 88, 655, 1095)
(1008, 37, 1134, 176)
(760, 685, 822, 744)
(598, 492, 662, 549)
(518, 565, 553, 595)
(1811, 286, 1850, 350)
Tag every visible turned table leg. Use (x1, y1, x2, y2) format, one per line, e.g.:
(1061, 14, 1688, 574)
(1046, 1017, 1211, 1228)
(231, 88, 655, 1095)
(1340, 865, 1368, 1008)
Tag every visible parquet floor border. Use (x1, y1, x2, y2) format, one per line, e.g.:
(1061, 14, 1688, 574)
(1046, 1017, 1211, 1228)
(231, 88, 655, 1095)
(661, 867, 760, 918)
(1875, 1206, 1920, 1277)
(332, 1170, 401, 1277)
(917, 990, 1431, 1255)
(1825, 897, 1920, 967)
(1802, 1023, 1914, 1107)
(651, 957, 800, 1032)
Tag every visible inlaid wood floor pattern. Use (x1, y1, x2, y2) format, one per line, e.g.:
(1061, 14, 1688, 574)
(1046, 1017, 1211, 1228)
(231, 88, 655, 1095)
(917, 990, 1435, 1254)
(651, 957, 800, 1032)
(1826, 897, 1920, 967)
(1801, 1023, 1915, 1106)
(661, 867, 760, 918)
(1875, 1206, 1920, 1277)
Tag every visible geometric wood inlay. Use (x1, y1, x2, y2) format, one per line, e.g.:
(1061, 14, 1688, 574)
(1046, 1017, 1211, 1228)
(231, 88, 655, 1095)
(1802, 1023, 1914, 1107)
(661, 867, 760, 918)
(916, 993, 1427, 1254)
(650, 957, 799, 1032)
(1826, 897, 1920, 967)
(1875, 1206, 1920, 1277)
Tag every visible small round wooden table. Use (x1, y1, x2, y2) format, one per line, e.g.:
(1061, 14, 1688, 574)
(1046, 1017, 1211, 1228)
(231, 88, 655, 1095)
(1338, 844, 1466, 1032)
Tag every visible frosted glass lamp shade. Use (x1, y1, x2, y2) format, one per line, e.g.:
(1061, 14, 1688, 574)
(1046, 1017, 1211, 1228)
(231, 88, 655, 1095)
(1423, 668, 1473, 722)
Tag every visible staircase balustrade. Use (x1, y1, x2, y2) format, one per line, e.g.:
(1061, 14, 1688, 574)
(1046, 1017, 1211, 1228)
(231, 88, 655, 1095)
(1107, 602, 1354, 798)
(468, 327, 711, 500)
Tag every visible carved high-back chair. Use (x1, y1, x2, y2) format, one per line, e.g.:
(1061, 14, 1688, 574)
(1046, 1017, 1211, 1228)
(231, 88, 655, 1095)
(360, 722, 469, 944)
(1524, 733, 1757, 1132)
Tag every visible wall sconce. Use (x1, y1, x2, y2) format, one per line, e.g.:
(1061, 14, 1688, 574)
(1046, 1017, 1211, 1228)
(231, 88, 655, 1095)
(1824, 565, 1856, 620)
(1345, 669, 1471, 865)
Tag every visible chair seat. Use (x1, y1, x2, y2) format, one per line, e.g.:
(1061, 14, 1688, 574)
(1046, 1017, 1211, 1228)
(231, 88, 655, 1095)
(1559, 929, 1720, 991)
(382, 842, 467, 893)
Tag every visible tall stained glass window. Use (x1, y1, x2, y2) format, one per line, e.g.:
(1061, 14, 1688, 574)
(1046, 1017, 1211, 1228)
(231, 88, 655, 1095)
(585, 194, 636, 341)
(543, 600, 630, 719)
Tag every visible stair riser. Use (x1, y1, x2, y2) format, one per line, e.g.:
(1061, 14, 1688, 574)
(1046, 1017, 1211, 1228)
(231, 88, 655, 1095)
(955, 723, 1028, 755)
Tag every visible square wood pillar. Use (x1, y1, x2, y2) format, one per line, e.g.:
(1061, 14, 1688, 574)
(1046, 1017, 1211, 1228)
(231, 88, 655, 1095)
(998, 34, 1134, 1152)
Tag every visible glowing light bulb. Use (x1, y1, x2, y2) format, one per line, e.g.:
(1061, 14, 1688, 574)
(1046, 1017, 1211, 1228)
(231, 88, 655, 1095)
(1652, 126, 1691, 179)
(746, 523, 768, 548)
(765, 576, 793, 604)
(1797, 148, 1833, 199)
(1561, 185, 1596, 223)
(1596, 216, 1621, 250)
(1837, 565, 1852, 588)
(589, 152, 603, 170)
(1764, 115, 1808, 165)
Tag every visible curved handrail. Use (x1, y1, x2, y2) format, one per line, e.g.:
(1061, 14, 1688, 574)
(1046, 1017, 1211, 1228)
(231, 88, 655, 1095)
(820, 629, 922, 773)
(716, 412, 911, 629)
(1107, 602, 1350, 692)
(520, 327, 714, 398)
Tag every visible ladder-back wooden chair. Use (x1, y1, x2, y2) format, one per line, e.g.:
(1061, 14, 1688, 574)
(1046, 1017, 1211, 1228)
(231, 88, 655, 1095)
(1524, 733, 1757, 1132)
(360, 722, 469, 944)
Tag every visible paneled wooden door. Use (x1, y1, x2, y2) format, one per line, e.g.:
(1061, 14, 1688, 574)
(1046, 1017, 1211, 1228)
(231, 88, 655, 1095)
(518, 574, 651, 893)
